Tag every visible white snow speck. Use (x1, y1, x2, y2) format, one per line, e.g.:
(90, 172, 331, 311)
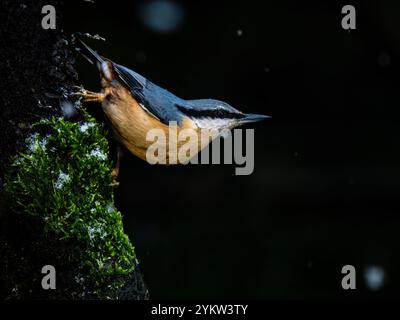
(105, 203, 115, 212)
(14, 156, 25, 165)
(38, 137, 48, 150)
(79, 122, 95, 133)
(88, 226, 96, 240)
(25, 133, 39, 153)
(74, 275, 85, 284)
(25, 134, 48, 152)
(88, 147, 107, 161)
(55, 170, 70, 189)
(87, 223, 107, 240)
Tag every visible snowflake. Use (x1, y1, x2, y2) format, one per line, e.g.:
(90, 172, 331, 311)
(25, 133, 39, 153)
(88, 147, 107, 161)
(74, 275, 85, 284)
(87, 223, 107, 240)
(79, 122, 95, 133)
(105, 203, 115, 213)
(55, 170, 70, 189)
(88, 226, 96, 240)
(38, 137, 48, 150)
(25, 134, 48, 153)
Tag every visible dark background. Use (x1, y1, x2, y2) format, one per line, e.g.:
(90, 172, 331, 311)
(64, 0, 400, 298)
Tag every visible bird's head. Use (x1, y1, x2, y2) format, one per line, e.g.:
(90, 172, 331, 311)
(185, 99, 244, 119)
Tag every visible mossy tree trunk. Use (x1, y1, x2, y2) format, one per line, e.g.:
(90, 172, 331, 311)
(0, 0, 148, 299)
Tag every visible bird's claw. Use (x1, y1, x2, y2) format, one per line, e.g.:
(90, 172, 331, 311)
(70, 87, 105, 103)
(70, 85, 86, 95)
(109, 180, 120, 188)
(110, 168, 120, 188)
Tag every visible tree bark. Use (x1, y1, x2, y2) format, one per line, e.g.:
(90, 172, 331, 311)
(0, 0, 148, 300)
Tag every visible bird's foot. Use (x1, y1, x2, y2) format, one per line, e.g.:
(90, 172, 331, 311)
(110, 168, 120, 188)
(71, 86, 105, 103)
(109, 179, 120, 188)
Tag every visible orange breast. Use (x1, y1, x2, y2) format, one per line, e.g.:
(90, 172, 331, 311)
(101, 85, 213, 164)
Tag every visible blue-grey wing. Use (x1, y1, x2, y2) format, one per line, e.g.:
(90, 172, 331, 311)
(113, 63, 182, 124)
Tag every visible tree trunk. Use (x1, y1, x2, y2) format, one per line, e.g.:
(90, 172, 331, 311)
(0, 0, 148, 300)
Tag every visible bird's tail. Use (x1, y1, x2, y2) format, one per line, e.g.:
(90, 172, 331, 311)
(74, 38, 105, 65)
(240, 113, 271, 124)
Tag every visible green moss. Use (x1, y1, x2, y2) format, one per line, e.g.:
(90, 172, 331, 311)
(3, 112, 136, 298)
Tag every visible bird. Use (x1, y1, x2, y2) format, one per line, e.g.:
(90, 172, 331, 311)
(73, 39, 270, 177)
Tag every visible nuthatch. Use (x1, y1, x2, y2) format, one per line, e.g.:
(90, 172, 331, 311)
(73, 40, 269, 176)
